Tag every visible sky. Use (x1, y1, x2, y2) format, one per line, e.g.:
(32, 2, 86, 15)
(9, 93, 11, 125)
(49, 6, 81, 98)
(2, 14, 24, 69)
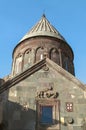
(0, 0, 86, 84)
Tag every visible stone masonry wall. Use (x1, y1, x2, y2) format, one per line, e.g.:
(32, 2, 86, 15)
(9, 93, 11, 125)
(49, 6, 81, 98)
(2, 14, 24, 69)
(3, 65, 86, 130)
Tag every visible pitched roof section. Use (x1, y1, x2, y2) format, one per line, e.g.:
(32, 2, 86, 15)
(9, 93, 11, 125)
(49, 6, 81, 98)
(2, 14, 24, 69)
(0, 58, 86, 94)
(46, 58, 85, 91)
(20, 14, 66, 42)
(0, 59, 46, 94)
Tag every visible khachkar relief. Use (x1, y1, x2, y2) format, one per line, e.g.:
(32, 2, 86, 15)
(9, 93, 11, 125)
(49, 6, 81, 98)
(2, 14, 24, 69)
(36, 87, 59, 99)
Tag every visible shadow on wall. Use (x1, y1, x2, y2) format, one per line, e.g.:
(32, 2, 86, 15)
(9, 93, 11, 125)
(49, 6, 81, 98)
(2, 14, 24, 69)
(0, 122, 7, 130)
(1, 100, 36, 130)
(1, 100, 61, 130)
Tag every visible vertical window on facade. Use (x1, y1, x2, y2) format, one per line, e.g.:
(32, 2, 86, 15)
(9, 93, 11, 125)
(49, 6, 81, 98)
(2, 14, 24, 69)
(68, 60, 75, 75)
(36, 47, 44, 62)
(62, 53, 69, 71)
(65, 57, 69, 71)
(24, 49, 31, 70)
(50, 48, 60, 65)
(36, 100, 60, 129)
(15, 55, 22, 74)
(40, 106, 53, 124)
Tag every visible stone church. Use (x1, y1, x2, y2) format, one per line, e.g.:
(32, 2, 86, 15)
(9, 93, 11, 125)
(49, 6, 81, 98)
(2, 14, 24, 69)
(0, 15, 86, 130)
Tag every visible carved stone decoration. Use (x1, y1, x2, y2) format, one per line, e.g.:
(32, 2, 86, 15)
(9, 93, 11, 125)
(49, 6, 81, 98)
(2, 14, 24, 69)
(36, 87, 59, 99)
(43, 65, 49, 71)
(66, 102, 73, 112)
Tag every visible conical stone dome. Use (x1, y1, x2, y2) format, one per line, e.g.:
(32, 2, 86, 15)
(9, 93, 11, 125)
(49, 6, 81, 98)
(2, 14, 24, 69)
(12, 15, 75, 76)
(20, 14, 66, 42)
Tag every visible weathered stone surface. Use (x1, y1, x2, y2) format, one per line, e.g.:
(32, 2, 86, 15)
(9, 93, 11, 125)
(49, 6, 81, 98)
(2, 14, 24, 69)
(2, 59, 86, 130)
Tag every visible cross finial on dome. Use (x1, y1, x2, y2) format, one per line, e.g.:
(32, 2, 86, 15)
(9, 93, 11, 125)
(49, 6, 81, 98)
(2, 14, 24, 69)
(42, 13, 46, 18)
